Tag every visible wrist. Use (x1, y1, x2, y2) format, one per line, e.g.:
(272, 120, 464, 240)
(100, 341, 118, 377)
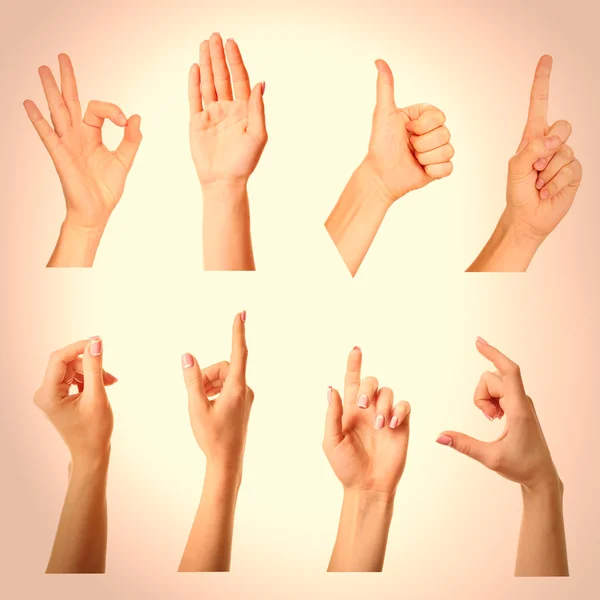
(204, 463, 243, 493)
(343, 487, 396, 509)
(356, 160, 398, 208)
(49, 221, 105, 267)
(522, 472, 564, 499)
(201, 179, 249, 203)
(499, 211, 547, 249)
(70, 447, 111, 477)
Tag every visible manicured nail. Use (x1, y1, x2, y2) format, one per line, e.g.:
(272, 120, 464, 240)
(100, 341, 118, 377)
(261, 81, 266, 95)
(535, 178, 545, 190)
(545, 136, 560, 150)
(540, 189, 550, 200)
(118, 113, 127, 126)
(482, 410, 494, 422)
(358, 394, 369, 409)
(90, 338, 103, 356)
(227, 38, 234, 42)
(389, 416, 399, 429)
(353, 346, 361, 351)
(241, 310, 247, 323)
(374, 415, 384, 430)
(476, 336, 489, 346)
(436, 435, 453, 447)
(534, 159, 547, 170)
(327, 386, 332, 403)
(181, 353, 194, 369)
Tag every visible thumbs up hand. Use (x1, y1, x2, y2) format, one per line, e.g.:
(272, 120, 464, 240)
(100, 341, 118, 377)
(363, 59, 454, 205)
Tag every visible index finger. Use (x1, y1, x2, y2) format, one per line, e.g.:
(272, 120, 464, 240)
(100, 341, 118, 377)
(344, 346, 362, 403)
(43, 339, 89, 388)
(525, 55, 553, 135)
(228, 312, 248, 381)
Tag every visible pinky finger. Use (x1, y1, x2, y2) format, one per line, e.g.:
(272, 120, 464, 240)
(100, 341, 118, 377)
(424, 162, 453, 179)
(540, 161, 580, 199)
(188, 63, 202, 115)
(389, 400, 411, 429)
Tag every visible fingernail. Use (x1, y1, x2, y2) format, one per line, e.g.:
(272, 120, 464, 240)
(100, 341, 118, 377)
(482, 410, 494, 422)
(227, 37, 234, 42)
(74, 372, 83, 382)
(88, 335, 101, 340)
(536, 178, 545, 190)
(358, 394, 369, 409)
(261, 81, 266, 95)
(90, 338, 103, 356)
(545, 136, 559, 150)
(405, 121, 414, 132)
(327, 386, 332, 404)
(389, 416, 399, 429)
(476, 336, 489, 346)
(374, 415, 384, 430)
(353, 346, 361, 351)
(534, 159, 547, 170)
(540, 189, 550, 200)
(436, 435, 453, 447)
(181, 353, 194, 369)
(241, 310, 247, 323)
(118, 113, 127, 126)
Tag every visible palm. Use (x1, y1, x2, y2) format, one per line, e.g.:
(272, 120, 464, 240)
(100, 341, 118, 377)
(368, 109, 430, 199)
(331, 416, 407, 494)
(190, 100, 263, 184)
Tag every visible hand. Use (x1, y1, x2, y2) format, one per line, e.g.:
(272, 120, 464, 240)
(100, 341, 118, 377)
(181, 313, 254, 481)
(23, 54, 142, 237)
(361, 59, 454, 205)
(189, 34, 267, 190)
(505, 55, 582, 241)
(34, 338, 117, 465)
(323, 347, 411, 500)
(437, 338, 560, 491)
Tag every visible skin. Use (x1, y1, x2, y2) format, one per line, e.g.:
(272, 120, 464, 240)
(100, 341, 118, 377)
(23, 54, 142, 267)
(189, 33, 267, 271)
(325, 60, 454, 277)
(468, 55, 583, 272)
(178, 312, 254, 571)
(437, 338, 568, 577)
(34, 337, 118, 573)
(323, 347, 411, 571)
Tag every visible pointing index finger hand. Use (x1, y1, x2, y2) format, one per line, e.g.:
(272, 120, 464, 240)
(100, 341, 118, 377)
(524, 55, 553, 138)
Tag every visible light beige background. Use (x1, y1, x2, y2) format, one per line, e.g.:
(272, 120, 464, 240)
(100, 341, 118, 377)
(1, 0, 599, 598)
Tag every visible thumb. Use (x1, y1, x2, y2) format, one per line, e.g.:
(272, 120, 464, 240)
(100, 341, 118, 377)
(509, 135, 561, 179)
(374, 59, 396, 115)
(82, 337, 105, 394)
(181, 352, 210, 416)
(436, 431, 490, 466)
(114, 114, 142, 172)
(324, 387, 343, 447)
(247, 82, 267, 143)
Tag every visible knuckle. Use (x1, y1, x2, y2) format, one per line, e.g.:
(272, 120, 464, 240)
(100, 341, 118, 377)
(455, 439, 472, 457)
(563, 145, 575, 161)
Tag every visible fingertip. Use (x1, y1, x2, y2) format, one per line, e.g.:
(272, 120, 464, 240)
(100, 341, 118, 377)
(181, 352, 194, 369)
(436, 434, 453, 447)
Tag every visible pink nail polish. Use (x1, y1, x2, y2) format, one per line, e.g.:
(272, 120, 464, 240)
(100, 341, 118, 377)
(90, 338, 103, 356)
(118, 113, 127, 126)
(374, 415, 384, 430)
(389, 416, 399, 429)
(476, 336, 489, 346)
(241, 310, 247, 323)
(536, 178, 545, 190)
(482, 410, 494, 422)
(181, 353, 194, 369)
(261, 81, 266, 95)
(540, 189, 550, 200)
(358, 394, 369, 409)
(353, 346, 361, 351)
(327, 386, 332, 403)
(88, 335, 101, 341)
(436, 435, 453, 447)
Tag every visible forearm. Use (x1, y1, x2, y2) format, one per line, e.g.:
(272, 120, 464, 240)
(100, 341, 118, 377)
(328, 489, 395, 572)
(47, 222, 103, 267)
(467, 212, 543, 272)
(202, 182, 255, 271)
(178, 467, 241, 572)
(46, 453, 110, 573)
(515, 479, 568, 577)
(325, 162, 393, 277)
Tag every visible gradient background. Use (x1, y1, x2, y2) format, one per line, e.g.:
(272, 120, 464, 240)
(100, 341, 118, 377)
(1, 0, 599, 598)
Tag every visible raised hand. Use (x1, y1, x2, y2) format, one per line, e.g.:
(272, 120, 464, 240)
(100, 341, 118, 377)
(24, 54, 142, 267)
(436, 338, 568, 577)
(506, 55, 582, 240)
(179, 312, 254, 572)
(324, 347, 411, 500)
(188, 34, 267, 189)
(364, 60, 454, 203)
(34, 337, 117, 465)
